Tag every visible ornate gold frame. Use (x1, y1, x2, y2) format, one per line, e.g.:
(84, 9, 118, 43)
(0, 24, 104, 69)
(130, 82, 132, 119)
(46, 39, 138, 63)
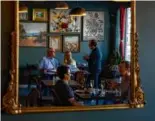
(2, 1, 145, 114)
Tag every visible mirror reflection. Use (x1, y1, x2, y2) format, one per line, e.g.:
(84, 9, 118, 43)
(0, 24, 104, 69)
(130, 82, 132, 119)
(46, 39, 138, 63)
(18, 1, 131, 107)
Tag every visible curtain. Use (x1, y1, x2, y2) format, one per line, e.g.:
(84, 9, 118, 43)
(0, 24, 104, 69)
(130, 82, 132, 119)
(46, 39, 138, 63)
(119, 6, 126, 60)
(115, 9, 120, 50)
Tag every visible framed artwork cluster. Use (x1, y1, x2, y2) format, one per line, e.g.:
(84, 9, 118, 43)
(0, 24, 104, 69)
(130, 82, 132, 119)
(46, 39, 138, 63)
(49, 34, 80, 52)
(48, 9, 81, 52)
(19, 7, 105, 51)
(19, 8, 81, 52)
(49, 9, 81, 33)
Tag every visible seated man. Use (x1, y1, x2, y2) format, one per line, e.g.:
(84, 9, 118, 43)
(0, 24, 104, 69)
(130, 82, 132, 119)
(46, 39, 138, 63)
(39, 48, 59, 80)
(118, 61, 130, 101)
(54, 65, 83, 106)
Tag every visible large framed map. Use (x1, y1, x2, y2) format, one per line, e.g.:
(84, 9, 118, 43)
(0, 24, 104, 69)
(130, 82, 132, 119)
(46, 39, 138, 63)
(83, 11, 104, 41)
(50, 9, 81, 33)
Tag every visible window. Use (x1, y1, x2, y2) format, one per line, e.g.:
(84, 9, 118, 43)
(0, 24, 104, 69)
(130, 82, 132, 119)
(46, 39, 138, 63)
(125, 8, 131, 62)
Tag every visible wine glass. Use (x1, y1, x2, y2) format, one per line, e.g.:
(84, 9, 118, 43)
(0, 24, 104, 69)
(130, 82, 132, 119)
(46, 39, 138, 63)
(100, 80, 105, 90)
(100, 80, 106, 97)
(90, 80, 94, 88)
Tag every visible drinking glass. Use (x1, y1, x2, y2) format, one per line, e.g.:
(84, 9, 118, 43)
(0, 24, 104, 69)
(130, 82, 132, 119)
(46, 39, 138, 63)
(90, 80, 94, 88)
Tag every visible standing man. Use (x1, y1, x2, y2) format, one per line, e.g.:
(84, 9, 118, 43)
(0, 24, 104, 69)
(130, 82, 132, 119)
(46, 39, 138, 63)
(84, 39, 102, 88)
(39, 48, 59, 80)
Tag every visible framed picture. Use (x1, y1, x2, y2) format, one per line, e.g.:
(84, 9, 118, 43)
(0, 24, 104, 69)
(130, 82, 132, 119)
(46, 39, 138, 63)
(50, 9, 81, 33)
(33, 9, 47, 21)
(63, 34, 80, 52)
(83, 11, 105, 41)
(49, 34, 62, 52)
(19, 12, 28, 21)
(19, 22, 47, 47)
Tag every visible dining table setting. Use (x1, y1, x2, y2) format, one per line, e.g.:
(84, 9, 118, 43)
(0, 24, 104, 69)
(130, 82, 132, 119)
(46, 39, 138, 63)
(74, 86, 122, 105)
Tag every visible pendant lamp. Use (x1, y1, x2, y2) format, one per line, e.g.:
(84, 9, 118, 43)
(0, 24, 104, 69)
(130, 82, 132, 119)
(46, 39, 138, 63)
(19, 5, 28, 13)
(55, 2, 69, 10)
(69, 1, 86, 16)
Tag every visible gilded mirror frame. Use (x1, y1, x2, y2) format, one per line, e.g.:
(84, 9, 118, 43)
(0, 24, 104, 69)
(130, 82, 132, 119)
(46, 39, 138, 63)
(2, 0, 146, 114)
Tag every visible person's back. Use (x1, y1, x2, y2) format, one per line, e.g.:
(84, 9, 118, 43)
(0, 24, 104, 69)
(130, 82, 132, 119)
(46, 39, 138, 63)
(54, 80, 74, 106)
(54, 65, 82, 106)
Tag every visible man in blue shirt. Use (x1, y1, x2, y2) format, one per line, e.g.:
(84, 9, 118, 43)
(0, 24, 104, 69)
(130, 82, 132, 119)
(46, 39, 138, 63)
(39, 48, 59, 80)
(84, 39, 102, 88)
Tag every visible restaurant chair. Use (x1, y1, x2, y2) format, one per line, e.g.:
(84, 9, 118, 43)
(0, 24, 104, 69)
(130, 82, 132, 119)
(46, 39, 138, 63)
(26, 64, 39, 89)
(25, 88, 40, 107)
(30, 77, 55, 106)
(75, 71, 86, 88)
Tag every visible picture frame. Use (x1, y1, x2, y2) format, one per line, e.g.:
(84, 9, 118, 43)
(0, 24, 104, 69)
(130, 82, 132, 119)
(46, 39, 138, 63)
(49, 9, 81, 33)
(19, 22, 47, 47)
(83, 11, 104, 41)
(2, 1, 146, 115)
(19, 12, 28, 21)
(33, 9, 47, 21)
(63, 34, 80, 52)
(49, 34, 62, 52)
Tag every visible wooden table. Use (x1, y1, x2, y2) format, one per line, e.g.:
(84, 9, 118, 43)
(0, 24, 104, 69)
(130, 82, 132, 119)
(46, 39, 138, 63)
(41, 80, 80, 87)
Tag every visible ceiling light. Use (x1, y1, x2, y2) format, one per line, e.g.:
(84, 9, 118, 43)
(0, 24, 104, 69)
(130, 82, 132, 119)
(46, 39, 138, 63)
(69, 1, 86, 16)
(69, 7, 86, 16)
(19, 5, 28, 13)
(55, 2, 69, 10)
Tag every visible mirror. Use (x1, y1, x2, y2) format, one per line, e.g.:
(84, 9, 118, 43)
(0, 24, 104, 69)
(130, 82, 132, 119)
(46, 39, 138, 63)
(2, 1, 145, 114)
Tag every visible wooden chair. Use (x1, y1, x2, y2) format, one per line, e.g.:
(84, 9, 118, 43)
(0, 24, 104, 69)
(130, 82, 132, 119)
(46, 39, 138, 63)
(75, 71, 86, 88)
(26, 64, 39, 89)
(25, 88, 40, 107)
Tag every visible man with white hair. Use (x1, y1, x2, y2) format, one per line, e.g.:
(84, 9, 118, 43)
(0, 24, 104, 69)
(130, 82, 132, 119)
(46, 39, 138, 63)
(39, 48, 59, 80)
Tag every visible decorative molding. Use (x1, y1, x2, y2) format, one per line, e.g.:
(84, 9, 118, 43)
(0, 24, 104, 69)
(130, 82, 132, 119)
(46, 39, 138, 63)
(134, 32, 145, 107)
(2, 0, 145, 114)
(2, 32, 21, 114)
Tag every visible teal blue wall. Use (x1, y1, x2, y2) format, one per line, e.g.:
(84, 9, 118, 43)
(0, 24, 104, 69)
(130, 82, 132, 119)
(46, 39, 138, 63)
(2, 1, 155, 121)
(19, 1, 112, 66)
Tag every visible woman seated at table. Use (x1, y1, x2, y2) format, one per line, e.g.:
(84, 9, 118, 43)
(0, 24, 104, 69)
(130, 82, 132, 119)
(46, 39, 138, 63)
(54, 65, 83, 106)
(64, 51, 77, 68)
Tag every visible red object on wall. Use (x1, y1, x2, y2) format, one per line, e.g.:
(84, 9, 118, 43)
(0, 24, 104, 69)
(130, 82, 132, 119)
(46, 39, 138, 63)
(61, 23, 68, 29)
(119, 6, 126, 60)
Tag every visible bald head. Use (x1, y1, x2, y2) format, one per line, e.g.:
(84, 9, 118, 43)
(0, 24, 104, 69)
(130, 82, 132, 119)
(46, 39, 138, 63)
(47, 48, 56, 57)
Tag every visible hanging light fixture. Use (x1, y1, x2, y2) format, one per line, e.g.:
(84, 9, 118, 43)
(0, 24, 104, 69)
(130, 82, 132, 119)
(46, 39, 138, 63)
(69, 1, 86, 16)
(55, 2, 69, 10)
(19, 4, 28, 13)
